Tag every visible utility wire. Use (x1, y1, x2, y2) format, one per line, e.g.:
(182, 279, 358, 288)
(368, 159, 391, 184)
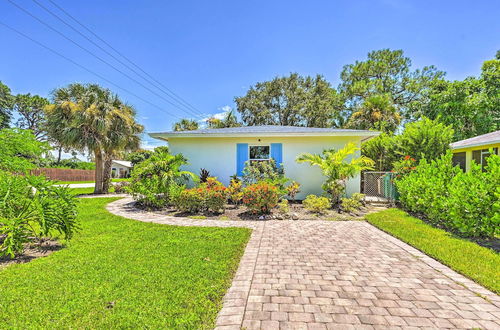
(6, 0, 199, 119)
(0, 20, 182, 120)
(46, 0, 202, 117)
(31, 0, 203, 118)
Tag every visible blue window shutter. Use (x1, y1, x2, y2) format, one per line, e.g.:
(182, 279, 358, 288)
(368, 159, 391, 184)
(236, 143, 249, 176)
(271, 143, 283, 167)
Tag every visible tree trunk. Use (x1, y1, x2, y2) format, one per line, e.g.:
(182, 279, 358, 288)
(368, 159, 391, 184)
(102, 153, 113, 193)
(94, 149, 104, 194)
(57, 146, 63, 163)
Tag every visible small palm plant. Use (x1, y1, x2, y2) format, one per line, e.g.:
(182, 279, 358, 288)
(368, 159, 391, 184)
(296, 142, 374, 206)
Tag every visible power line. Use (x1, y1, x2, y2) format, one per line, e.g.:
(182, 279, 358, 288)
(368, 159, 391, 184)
(46, 0, 203, 117)
(0, 20, 182, 120)
(5, 0, 201, 119)
(31, 0, 203, 118)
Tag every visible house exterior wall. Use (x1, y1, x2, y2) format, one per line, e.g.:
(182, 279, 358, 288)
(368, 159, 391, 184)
(452, 143, 500, 171)
(168, 135, 363, 199)
(110, 163, 131, 178)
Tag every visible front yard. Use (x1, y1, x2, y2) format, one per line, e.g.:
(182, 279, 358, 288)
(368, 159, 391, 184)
(0, 198, 250, 328)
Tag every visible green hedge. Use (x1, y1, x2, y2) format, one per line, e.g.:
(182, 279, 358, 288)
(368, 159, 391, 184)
(395, 152, 499, 238)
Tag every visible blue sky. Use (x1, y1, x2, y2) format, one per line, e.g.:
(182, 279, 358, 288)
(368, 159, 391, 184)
(1, 0, 499, 151)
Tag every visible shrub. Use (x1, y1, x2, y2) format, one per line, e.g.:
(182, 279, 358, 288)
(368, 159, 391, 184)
(199, 168, 210, 183)
(340, 197, 362, 213)
(396, 152, 499, 238)
(242, 159, 287, 187)
(174, 188, 204, 213)
(303, 195, 330, 214)
(227, 179, 243, 204)
(173, 178, 228, 214)
(114, 181, 130, 193)
(286, 181, 301, 200)
(277, 199, 290, 215)
(242, 182, 279, 214)
(351, 193, 365, 204)
(0, 172, 78, 258)
(128, 149, 195, 209)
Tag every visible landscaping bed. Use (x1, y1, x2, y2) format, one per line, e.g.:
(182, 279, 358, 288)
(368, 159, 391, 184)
(0, 239, 62, 270)
(147, 200, 380, 221)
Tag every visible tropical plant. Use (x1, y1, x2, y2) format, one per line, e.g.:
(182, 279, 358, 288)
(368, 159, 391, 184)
(242, 182, 280, 214)
(126, 149, 154, 166)
(0, 128, 49, 173)
(227, 179, 243, 205)
(0, 172, 78, 258)
(128, 149, 195, 208)
(302, 195, 330, 214)
(173, 118, 199, 131)
(296, 142, 374, 206)
(173, 178, 228, 214)
(206, 110, 242, 128)
(45, 83, 143, 194)
(277, 199, 290, 215)
(199, 168, 210, 183)
(285, 181, 301, 200)
(346, 94, 401, 132)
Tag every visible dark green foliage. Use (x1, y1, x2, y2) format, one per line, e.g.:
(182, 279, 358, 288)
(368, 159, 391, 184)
(235, 73, 344, 127)
(12, 94, 50, 139)
(125, 149, 154, 166)
(242, 159, 287, 188)
(0, 171, 78, 258)
(0, 197, 251, 328)
(366, 208, 500, 294)
(362, 117, 453, 171)
(43, 158, 95, 170)
(0, 81, 14, 129)
(395, 152, 499, 238)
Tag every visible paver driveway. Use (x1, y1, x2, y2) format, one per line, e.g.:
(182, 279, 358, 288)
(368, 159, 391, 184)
(108, 198, 500, 329)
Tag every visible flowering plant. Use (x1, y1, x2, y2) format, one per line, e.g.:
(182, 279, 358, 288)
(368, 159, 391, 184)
(242, 182, 279, 214)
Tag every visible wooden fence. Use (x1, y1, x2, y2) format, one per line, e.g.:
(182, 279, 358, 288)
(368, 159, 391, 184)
(31, 168, 95, 181)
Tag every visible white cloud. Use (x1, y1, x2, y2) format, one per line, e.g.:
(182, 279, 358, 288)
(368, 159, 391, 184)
(198, 105, 233, 125)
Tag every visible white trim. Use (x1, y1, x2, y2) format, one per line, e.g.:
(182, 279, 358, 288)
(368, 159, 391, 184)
(149, 131, 380, 140)
(248, 144, 270, 161)
(450, 139, 500, 150)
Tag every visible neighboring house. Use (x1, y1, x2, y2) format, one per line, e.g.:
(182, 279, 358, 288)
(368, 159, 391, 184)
(150, 126, 379, 199)
(111, 160, 132, 178)
(450, 130, 500, 171)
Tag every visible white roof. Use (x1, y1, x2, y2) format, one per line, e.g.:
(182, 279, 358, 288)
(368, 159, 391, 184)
(450, 130, 500, 150)
(150, 125, 380, 140)
(111, 160, 132, 168)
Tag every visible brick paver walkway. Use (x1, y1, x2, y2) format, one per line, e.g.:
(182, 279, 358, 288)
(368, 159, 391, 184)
(107, 198, 500, 329)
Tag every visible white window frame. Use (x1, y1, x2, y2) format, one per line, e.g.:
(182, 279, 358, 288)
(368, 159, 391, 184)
(248, 144, 271, 161)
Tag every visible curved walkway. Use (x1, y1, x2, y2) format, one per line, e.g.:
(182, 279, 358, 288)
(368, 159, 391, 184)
(107, 198, 500, 329)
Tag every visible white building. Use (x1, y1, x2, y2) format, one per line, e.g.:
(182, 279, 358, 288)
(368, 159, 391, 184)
(150, 126, 379, 199)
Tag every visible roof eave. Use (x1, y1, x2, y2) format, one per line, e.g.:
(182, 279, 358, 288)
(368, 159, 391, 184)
(149, 131, 381, 140)
(450, 140, 500, 150)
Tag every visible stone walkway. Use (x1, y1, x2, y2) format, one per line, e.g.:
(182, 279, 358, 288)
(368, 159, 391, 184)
(107, 198, 500, 329)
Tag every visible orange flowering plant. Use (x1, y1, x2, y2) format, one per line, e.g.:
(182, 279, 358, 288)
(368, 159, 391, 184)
(392, 155, 417, 178)
(242, 182, 280, 214)
(174, 177, 228, 213)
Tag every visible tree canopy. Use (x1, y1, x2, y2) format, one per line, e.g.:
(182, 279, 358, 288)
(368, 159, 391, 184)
(235, 73, 343, 127)
(0, 81, 14, 129)
(173, 118, 199, 131)
(12, 93, 50, 140)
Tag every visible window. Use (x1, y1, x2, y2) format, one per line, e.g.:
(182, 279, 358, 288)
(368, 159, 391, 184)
(472, 148, 498, 171)
(249, 145, 270, 161)
(452, 152, 466, 171)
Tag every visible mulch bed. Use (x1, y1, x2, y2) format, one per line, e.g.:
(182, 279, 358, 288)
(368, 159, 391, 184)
(158, 201, 383, 221)
(0, 239, 63, 269)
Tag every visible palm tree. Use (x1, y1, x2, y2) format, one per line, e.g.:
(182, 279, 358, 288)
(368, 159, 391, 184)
(207, 110, 242, 128)
(173, 118, 199, 131)
(346, 94, 401, 133)
(45, 83, 143, 194)
(296, 142, 374, 206)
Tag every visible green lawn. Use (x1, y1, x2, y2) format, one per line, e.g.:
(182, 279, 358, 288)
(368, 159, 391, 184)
(68, 187, 117, 196)
(0, 198, 251, 328)
(57, 178, 129, 184)
(366, 208, 500, 294)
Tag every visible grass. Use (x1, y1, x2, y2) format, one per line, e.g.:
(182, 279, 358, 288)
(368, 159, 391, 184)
(0, 198, 251, 328)
(366, 208, 500, 294)
(68, 187, 116, 196)
(57, 178, 129, 184)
